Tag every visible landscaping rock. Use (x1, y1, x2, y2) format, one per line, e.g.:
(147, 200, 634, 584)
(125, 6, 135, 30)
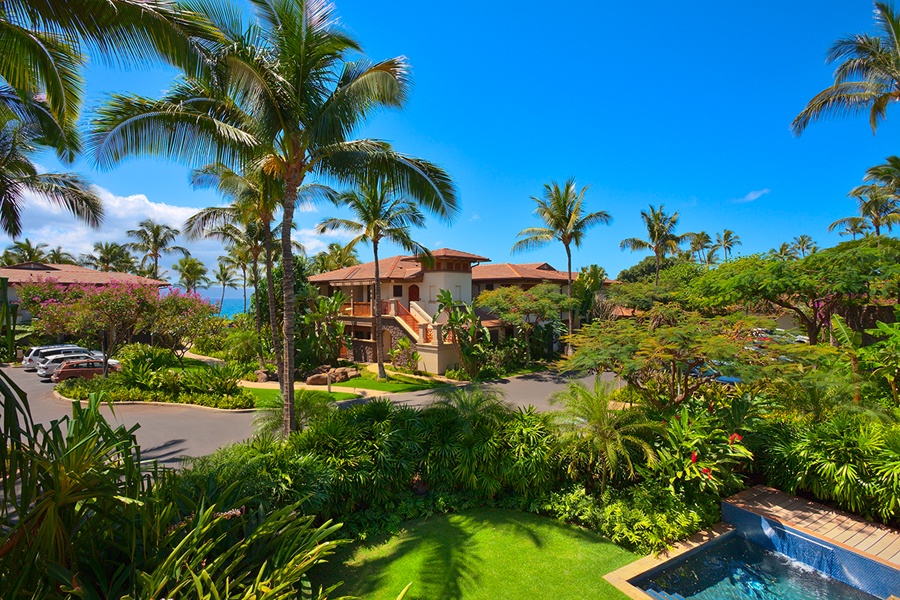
(255, 369, 277, 382)
(305, 366, 360, 385)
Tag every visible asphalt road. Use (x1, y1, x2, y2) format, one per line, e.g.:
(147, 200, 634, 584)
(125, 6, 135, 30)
(2, 365, 613, 467)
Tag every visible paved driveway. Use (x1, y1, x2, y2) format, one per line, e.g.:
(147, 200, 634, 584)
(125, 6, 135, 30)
(1, 365, 615, 466)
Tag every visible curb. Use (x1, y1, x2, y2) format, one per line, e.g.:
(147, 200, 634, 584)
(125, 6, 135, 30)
(52, 390, 260, 413)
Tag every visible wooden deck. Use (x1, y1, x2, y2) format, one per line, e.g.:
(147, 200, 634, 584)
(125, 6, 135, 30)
(727, 485, 900, 568)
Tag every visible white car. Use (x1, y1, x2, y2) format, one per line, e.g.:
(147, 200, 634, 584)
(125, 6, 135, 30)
(37, 353, 93, 378)
(23, 345, 84, 370)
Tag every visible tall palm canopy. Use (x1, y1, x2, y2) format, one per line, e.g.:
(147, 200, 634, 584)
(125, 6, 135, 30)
(791, 234, 817, 258)
(620, 205, 685, 287)
(90, 0, 458, 434)
(713, 229, 741, 260)
(317, 174, 431, 379)
(313, 242, 360, 273)
(792, 2, 900, 135)
(173, 256, 208, 292)
(80, 241, 136, 272)
(829, 182, 900, 236)
(126, 218, 188, 279)
(3, 238, 48, 263)
(0, 114, 102, 237)
(512, 178, 611, 352)
(685, 231, 712, 263)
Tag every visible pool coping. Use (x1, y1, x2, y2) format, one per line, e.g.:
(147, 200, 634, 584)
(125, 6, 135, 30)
(603, 522, 734, 599)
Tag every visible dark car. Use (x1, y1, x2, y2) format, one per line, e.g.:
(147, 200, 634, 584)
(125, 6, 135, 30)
(50, 359, 120, 382)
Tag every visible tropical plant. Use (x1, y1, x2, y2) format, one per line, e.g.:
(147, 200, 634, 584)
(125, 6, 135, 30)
(434, 289, 490, 380)
(620, 205, 685, 287)
(45, 245, 76, 264)
(80, 241, 136, 272)
(313, 241, 361, 273)
(512, 178, 611, 351)
(551, 380, 657, 494)
(792, 2, 900, 135)
(790, 234, 817, 258)
(172, 256, 209, 292)
(685, 231, 712, 263)
(89, 0, 458, 435)
(770, 242, 799, 261)
(837, 216, 873, 239)
(713, 229, 741, 260)
(829, 183, 900, 237)
(212, 257, 239, 314)
(317, 173, 434, 379)
(4, 237, 48, 262)
(126, 218, 189, 279)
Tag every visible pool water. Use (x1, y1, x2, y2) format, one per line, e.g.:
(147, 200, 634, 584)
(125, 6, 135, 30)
(639, 534, 878, 600)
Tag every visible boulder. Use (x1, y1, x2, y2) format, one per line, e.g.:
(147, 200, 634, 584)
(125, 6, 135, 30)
(255, 369, 277, 383)
(305, 373, 329, 385)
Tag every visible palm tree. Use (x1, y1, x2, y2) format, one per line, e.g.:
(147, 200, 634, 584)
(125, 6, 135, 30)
(704, 247, 720, 267)
(771, 242, 799, 262)
(713, 229, 742, 260)
(172, 256, 208, 293)
(46, 246, 77, 264)
(126, 218, 189, 279)
(829, 183, 900, 236)
(80, 241, 136, 272)
(212, 258, 239, 315)
(317, 174, 431, 379)
(0, 114, 102, 238)
(4, 238, 48, 263)
(90, 0, 458, 435)
(511, 178, 611, 351)
(313, 242, 361, 273)
(790, 234, 817, 258)
(836, 216, 872, 240)
(550, 380, 657, 495)
(620, 205, 685, 287)
(222, 245, 250, 313)
(685, 231, 712, 263)
(316, 175, 430, 379)
(792, 2, 900, 136)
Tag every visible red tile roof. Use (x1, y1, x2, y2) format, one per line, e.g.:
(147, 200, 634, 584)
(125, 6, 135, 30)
(472, 262, 575, 284)
(0, 262, 168, 287)
(309, 255, 425, 284)
(402, 248, 491, 262)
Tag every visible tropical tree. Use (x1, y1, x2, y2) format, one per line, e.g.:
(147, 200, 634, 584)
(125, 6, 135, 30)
(312, 241, 360, 273)
(685, 231, 712, 263)
(212, 258, 239, 314)
(713, 229, 741, 260)
(126, 218, 189, 279)
(172, 256, 208, 292)
(0, 114, 102, 238)
(704, 247, 720, 267)
(829, 183, 900, 237)
(317, 174, 432, 379)
(4, 238, 47, 263)
(792, 2, 900, 135)
(80, 241, 135, 272)
(90, 0, 458, 435)
(512, 178, 611, 352)
(551, 380, 657, 494)
(620, 205, 685, 287)
(791, 234, 817, 258)
(837, 217, 872, 240)
(45, 245, 77, 264)
(222, 245, 250, 313)
(770, 242, 799, 262)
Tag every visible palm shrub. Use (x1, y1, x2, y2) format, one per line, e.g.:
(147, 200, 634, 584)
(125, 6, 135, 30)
(116, 342, 177, 370)
(181, 362, 245, 396)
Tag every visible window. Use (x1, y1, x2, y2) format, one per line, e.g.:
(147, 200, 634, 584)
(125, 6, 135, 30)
(486, 283, 494, 291)
(393, 285, 403, 297)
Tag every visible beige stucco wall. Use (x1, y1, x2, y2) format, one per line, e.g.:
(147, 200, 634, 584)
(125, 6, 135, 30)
(419, 272, 472, 317)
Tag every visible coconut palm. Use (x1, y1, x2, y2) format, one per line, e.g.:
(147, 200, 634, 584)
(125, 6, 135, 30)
(704, 247, 720, 267)
(172, 256, 208, 292)
(45, 245, 77, 264)
(212, 258, 239, 315)
(829, 183, 900, 237)
(222, 245, 250, 313)
(620, 205, 685, 287)
(713, 229, 742, 260)
(4, 238, 48, 263)
(317, 174, 431, 379)
(0, 114, 102, 238)
(771, 242, 799, 262)
(550, 380, 657, 495)
(836, 217, 872, 240)
(313, 241, 361, 273)
(126, 218, 189, 279)
(90, 0, 458, 434)
(685, 231, 712, 263)
(80, 241, 136, 272)
(790, 234, 817, 258)
(511, 178, 611, 351)
(792, 2, 900, 135)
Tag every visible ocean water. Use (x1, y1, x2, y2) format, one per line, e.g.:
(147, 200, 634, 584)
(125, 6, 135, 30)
(197, 293, 248, 319)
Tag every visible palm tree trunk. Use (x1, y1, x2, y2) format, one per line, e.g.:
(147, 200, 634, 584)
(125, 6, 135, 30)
(654, 252, 661, 287)
(251, 256, 265, 369)
(220, 282, 226, 314)
(373, 240, 387, 379)
(565, 243, 573, 356)
(242, 265, 247, 313)
(281, 170, 299, 436)
(264, 224, 284, 390)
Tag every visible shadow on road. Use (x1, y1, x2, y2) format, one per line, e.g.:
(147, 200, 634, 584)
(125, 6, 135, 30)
(141, 438, 188, 466)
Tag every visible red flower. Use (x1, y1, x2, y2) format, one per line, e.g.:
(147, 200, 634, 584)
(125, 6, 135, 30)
(729, 433, 743, 445)
(701, 467, 712, 479)
(691, 451, 698, 463)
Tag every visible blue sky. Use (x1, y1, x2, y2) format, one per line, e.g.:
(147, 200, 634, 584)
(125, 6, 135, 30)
(17, 0, 900, 293)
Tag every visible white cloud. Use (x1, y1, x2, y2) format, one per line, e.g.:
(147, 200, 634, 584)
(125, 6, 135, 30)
(733, 188, 771, 204)
(468, 213, 480, 222)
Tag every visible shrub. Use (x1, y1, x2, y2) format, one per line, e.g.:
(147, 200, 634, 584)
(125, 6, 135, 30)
(444, 366, 468, 381)
(115, 342, 177, 370)
(181, 363, 245, 396)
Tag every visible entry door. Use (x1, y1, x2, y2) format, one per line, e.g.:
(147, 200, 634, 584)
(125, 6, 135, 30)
(408, 284, 420, 302)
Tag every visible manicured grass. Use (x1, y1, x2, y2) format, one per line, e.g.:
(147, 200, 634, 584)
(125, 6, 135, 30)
(244, 387, 359, 406)
(331, 376, 446, 393)
(316, 509, 637, 600)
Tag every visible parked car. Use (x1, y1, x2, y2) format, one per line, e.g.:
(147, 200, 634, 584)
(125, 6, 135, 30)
(51, 358, 120, 382)
(36, 353, 93, 378)
(23, 344, 81, 370)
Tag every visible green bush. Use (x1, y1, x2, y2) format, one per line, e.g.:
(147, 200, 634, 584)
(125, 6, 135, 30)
(181, 362, 245, 396)
(115, 342, 177, 369)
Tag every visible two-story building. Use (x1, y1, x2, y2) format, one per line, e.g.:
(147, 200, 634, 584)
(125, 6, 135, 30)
(308, 248, 579, 374)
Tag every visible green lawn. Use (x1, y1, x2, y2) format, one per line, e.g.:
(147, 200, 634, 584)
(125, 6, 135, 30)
(315, 509, 637, 600)
(331, 376, 446, 394)
(244, 387, 359, 406)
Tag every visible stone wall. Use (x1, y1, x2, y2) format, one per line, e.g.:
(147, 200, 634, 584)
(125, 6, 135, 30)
(349, 318, 418, 366)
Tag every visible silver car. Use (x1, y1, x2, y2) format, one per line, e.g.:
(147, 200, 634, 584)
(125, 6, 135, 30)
(36, 353, 93, 378)
(23, 344, 81, 370)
